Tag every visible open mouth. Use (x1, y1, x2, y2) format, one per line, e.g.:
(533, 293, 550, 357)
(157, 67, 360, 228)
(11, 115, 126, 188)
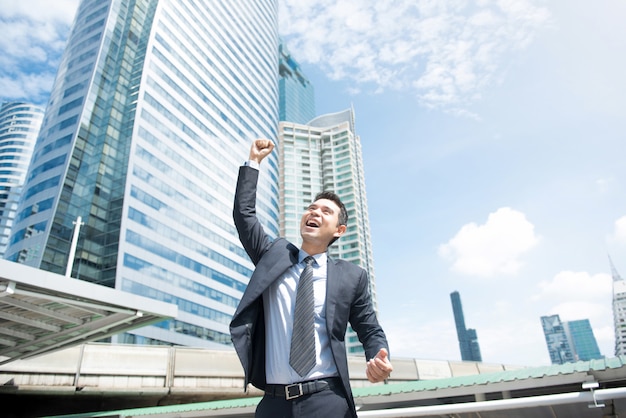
(305, 219, 320, 228)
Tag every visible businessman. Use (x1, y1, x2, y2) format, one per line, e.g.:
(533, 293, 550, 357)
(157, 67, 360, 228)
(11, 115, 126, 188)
(230, 139, 393, 417)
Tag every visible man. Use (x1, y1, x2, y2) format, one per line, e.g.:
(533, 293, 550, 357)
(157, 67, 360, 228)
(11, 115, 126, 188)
(230, 139, 393, 418)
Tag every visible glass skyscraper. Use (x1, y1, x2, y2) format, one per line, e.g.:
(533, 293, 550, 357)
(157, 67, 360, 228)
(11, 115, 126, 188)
(5, 0, 279, 348)
(566, 319, 602, 361)
(541, 314, 602, 364)
(0, 102, 44, 257)
(278, 42, 315, 124)
(277, 108, 377, 354)
(450, 291, 482, 362)
(541, 315, 574, 364)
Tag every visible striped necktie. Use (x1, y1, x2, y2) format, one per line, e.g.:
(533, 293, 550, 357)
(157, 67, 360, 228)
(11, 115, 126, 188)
(289, 256, 317, 376)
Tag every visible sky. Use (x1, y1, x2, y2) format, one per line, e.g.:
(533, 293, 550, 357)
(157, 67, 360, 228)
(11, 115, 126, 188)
(2, 0, 626, 367)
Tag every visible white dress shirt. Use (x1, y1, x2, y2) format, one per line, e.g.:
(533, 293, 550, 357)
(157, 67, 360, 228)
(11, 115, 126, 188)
(263, 251, 339, 384)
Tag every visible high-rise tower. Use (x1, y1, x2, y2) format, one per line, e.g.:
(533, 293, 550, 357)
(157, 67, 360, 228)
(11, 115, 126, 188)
(541, 314, 575, 364)
(278, 108, 376, 354)
(610, 257, 626, 356)
(450, 291, 482, 362)
(0, 102, 44, 257)
(566, 319, 603, 361)
(541, 314, 602, 364)
(5, 0, 279, 347)
(278, 41, 315, 124)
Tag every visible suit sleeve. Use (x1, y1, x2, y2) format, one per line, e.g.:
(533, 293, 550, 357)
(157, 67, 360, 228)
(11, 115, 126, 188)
(349, 268, 390, 360)
(233, 165, 271, 265)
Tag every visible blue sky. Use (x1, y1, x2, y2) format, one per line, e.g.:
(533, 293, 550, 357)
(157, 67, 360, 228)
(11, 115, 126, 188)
(2, 0, 626, 366)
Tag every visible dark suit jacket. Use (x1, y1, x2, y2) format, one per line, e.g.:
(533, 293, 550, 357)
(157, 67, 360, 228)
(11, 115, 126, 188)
(230, 165, 389, 416)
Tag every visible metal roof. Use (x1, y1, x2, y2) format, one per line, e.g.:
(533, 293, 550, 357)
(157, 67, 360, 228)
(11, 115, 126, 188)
(0, 259, 177, 365)
(357, 356, 626, 396)
(42, 356, 626, 418)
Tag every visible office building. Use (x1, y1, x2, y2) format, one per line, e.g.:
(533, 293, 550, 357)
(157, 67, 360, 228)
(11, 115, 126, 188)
(610, 257, 626, 356)
(541, 315, 574, 364)
(0, 102, 44, 257)
(278, 108, 376, 354)
(5, 0, 279, 347)
(566, 319, 603, 361)
(450, 291, 482, 361)
(278, 41, 315, 124)
(541, 314, 602, 364)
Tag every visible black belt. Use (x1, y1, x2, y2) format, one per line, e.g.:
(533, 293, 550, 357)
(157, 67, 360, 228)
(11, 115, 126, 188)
(265, 377, 341, 400)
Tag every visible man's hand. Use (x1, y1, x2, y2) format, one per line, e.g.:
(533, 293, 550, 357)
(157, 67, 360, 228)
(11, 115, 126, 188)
(366, 348, 393, 383)
(249, 139, 275, 164)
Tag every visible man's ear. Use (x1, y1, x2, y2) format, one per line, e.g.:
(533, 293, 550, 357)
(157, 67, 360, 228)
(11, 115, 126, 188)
(334, 224, 347, 238)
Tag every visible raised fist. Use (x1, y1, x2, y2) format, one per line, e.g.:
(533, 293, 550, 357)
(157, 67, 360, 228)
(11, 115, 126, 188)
(249, 138, 275, 163)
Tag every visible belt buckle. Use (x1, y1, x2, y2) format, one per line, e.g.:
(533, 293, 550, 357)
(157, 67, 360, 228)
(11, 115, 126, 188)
(285, 383, 303, 400)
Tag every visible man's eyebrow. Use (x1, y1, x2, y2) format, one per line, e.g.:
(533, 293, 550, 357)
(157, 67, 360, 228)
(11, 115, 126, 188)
(319, 204, 335, 213)
(308, 203, 335, 213)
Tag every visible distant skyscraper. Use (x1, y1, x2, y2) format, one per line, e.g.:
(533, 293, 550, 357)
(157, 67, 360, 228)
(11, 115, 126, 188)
(541, 314, 602, 364)
(566, 319, 603, 361)
(610, 257, 626, 356)
(450, 291, 482, 362)
(278, 108, 376, 354)
(278, 41, 315, 124)
(541, 315, 574, 364)
(5, 0, 279, 348)
(0, 102, 44, 257)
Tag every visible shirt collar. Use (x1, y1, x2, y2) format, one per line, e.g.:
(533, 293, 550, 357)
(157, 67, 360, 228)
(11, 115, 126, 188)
(299, 250, 327, 267)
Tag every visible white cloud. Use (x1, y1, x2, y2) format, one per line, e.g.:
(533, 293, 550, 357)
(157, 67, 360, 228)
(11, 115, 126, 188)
(384, 298, 554, 366)
(3, 1, 551, 109)
(381, 314, 459, 361)
(533, 270, 612, 302)
(386, 274, 614, 366)
(478, 317, 548, 366)
(0, 0, 79, 103)
(547, 301, 609, 324)
(611, 216, 626, 244)
(1, 0, 80, 23)
(532, 270, 614, 358)
(0, 73, 57, 103)
(438, 207, 540, 277)
(595, 177, 614, 193)
(279, 0, 550, 111)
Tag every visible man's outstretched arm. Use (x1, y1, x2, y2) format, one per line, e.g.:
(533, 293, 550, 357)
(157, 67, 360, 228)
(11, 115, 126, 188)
(233, 139, 275, 265)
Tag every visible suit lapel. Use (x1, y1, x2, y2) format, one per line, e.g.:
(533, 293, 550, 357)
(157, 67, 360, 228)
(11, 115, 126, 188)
(236, 240, 299, 312)
(325, 257, 340, 329)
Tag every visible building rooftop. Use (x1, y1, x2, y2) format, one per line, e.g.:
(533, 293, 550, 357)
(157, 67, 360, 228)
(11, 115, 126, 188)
(0, 259, 177, 365)
(40, 355, 626, 417)
(0, 339, 620, 418)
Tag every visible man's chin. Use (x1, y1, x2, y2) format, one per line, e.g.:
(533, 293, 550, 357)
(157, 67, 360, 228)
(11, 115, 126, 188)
(301, 226, 318, 235)
(300, 230, 322, 242)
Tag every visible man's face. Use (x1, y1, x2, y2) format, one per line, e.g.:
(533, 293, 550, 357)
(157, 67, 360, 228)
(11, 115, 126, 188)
(300, 198, 346, 247)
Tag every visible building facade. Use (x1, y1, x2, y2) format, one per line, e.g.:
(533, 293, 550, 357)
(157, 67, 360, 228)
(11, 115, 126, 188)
(0, 102, 44, 257)
(277, 108, 377, 354)
(610, 258, 626, 356)
(541, 315, 575, 364)
(5, 0, 280, 348)
(278, 42, 315, 124)
(541, 314, 602, 364)
(450, 291, 482, 362)
(566, 319, 603, 361)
